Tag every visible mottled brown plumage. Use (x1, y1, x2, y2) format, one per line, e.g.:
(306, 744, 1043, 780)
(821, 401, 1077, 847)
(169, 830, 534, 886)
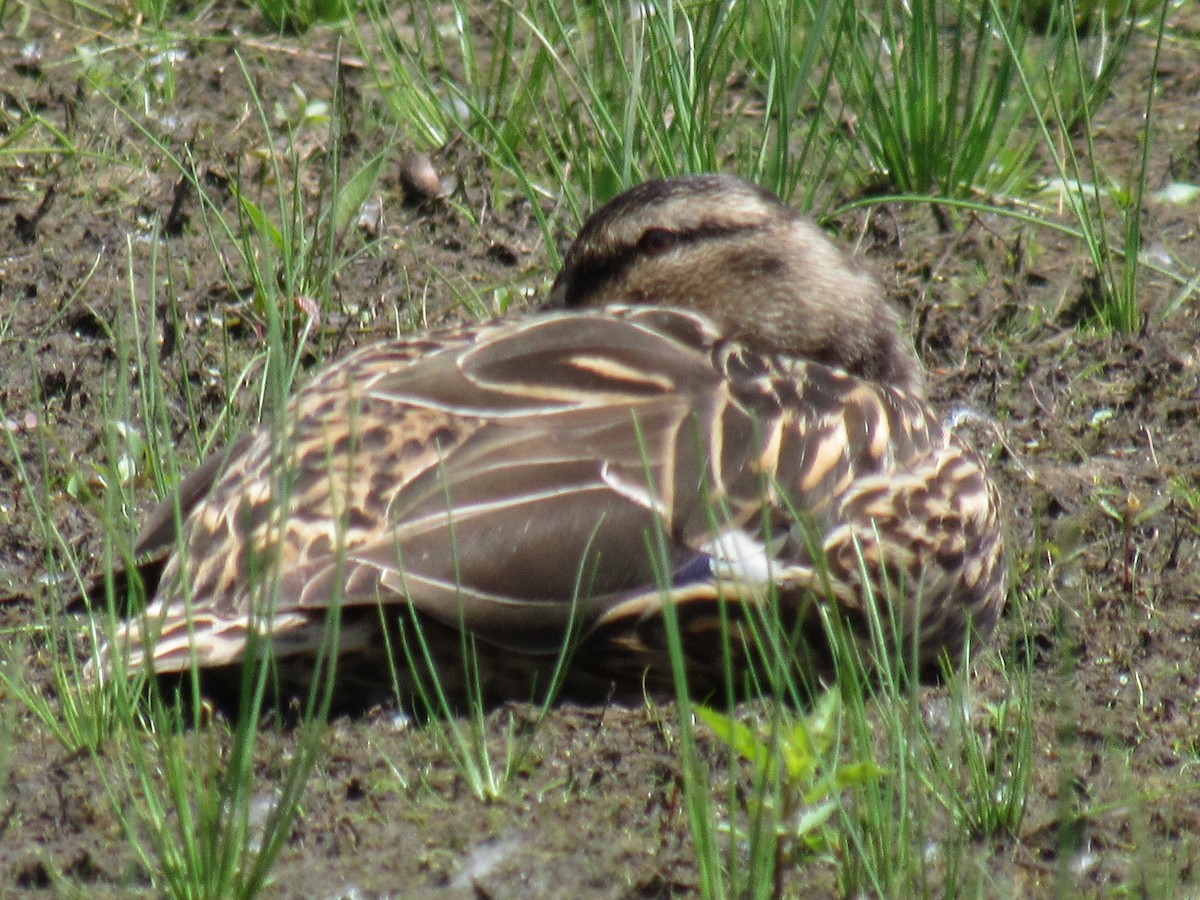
(95, 174, 1006, 703)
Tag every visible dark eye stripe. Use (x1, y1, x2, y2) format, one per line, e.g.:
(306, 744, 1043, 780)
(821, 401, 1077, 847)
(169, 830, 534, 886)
(636, 227, 678, 255)
(556, 222, 759, 309)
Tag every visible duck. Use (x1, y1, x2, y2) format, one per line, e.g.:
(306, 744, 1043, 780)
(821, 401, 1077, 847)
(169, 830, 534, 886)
(94, 174, 1007, 705)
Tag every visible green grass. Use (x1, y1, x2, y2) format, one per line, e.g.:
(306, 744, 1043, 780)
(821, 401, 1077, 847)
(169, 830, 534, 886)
(991, 0, 1173, 332)
(827, 0, 1149, 200)
(360, 0, 857, 249)
(357, 0, 1194, 330)
(378, 604, 565, 801)
(834, 0, 1039, 197)
(3, 0, 1199, 895)
(648, 533, 1036, 897)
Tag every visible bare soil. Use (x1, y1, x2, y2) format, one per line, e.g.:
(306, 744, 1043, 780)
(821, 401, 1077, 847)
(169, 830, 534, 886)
(1, 5, 1199, 897)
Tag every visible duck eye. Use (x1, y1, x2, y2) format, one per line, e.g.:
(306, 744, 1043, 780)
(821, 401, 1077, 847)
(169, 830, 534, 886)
(636, 227, 678, 255)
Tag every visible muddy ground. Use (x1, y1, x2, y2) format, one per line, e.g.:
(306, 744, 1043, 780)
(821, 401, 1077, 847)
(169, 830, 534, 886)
(1, 4, 1199, 897)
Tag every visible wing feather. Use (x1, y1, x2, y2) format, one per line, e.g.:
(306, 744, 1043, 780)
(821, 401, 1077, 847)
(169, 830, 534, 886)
(102, 306, 1003, 684)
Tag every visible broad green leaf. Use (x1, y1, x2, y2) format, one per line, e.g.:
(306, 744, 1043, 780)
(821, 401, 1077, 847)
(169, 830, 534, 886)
(696, 706, 773, 772)
(232, 189, 285, 255)
(793, 798, 838, 840)
(333, 151, 387, 236)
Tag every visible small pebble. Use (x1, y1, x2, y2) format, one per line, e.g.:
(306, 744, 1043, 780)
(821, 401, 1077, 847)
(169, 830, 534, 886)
(399, 151, 444, 205)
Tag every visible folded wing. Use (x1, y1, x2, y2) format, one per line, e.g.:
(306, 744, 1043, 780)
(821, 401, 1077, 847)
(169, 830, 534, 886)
(107, 308, 1002, 680)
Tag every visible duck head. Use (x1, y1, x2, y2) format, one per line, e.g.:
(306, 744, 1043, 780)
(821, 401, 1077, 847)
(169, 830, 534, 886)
(547, 174, 922, 396)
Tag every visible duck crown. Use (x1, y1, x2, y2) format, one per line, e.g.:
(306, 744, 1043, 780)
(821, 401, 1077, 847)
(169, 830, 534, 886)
(548, 174, 922, 395)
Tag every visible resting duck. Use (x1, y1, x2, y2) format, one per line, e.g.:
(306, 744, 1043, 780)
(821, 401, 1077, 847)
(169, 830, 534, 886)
(96, 174, 1006, 703)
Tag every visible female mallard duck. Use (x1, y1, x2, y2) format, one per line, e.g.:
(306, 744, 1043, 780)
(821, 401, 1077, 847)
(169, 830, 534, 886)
(97, 174, 1006, 702)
